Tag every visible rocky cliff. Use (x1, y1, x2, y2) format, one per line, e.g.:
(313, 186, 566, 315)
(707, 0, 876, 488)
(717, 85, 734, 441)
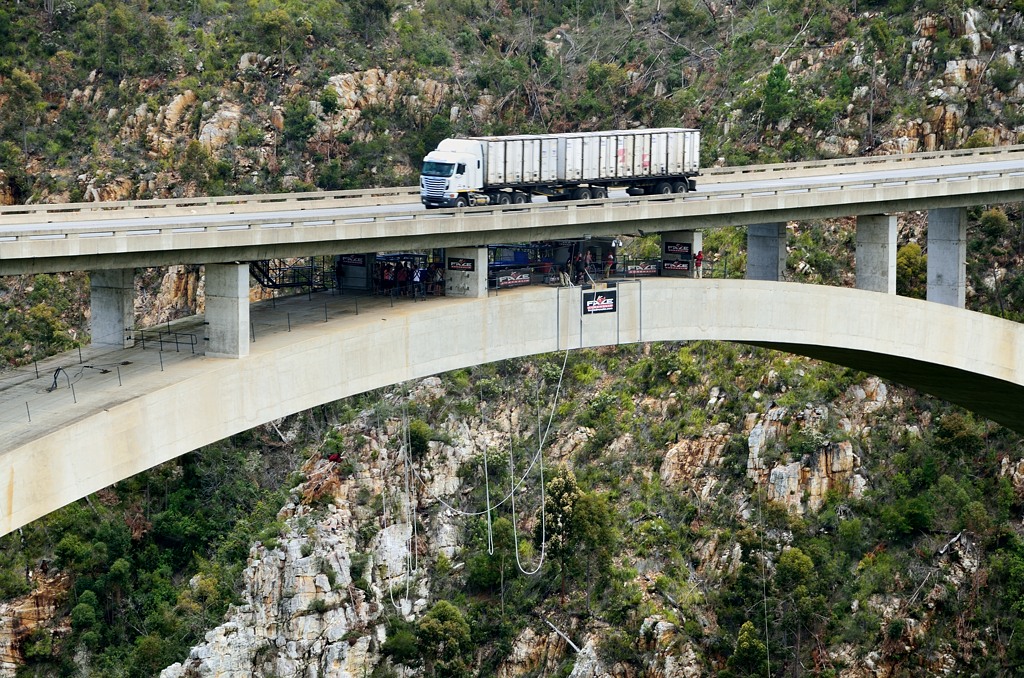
(147, 370, 988, 677)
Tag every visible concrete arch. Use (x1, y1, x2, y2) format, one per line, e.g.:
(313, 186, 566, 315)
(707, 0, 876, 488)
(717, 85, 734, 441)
(5, 279, 1024, 536)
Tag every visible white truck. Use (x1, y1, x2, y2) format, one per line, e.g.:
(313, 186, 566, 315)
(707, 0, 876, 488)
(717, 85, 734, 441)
(420, 128, 700, 208)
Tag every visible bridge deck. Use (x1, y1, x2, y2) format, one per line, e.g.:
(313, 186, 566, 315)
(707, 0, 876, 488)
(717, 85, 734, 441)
(0, 288, 440, 453)
(3, 279, 1024, 537)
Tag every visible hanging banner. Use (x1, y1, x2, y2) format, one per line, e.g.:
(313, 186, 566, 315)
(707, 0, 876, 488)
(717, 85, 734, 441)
(340, 254, 366, 266)
(663, 259, 690, 272)
(582, 289, 617, 314)
(624, 262, 659, 277)
(496, 270, 531, 288)
(448, 257, 475, 271)
(664, 241, 692, 255)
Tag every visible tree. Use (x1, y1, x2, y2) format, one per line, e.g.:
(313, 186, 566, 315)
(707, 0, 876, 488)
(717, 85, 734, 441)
(980, 207, 1010, 240)
(416, 600, 473, 677)
(465, 516, 516, 614)
(727, 620, 769, 677)
(574, 490, 616, 611)
(0, 69, 44, 153)
(283, 97, 317, 149)
(541, 465, 583, 601)
(762, 64, 791, 124)
(349, 0, 395, 44)
(895, 243, 926, 299)
(256, 8, 305, 65)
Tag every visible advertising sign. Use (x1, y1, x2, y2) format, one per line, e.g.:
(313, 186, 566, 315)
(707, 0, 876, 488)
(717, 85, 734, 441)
(448, 257, 475, 271)
(624, 262, 659, 277)
(496, 270, 531, 288)
(664, 241, 692, 255)
(582, 290, 617, 314)
(663, 259, 690, 272)
(340, 254, 366, 266)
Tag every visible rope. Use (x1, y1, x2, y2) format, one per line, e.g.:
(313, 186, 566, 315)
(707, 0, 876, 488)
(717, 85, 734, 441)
(509, 416, 546, 575)
(483, 441, 494, 555)
(758, 479, 771, 675)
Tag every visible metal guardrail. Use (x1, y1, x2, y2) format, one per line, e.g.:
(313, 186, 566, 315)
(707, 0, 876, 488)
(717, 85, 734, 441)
(700, 143, 1024, 181)
(2, 163, 1022, 245)
(2, 143, 1024, 224)
(0, 186, 421, 223)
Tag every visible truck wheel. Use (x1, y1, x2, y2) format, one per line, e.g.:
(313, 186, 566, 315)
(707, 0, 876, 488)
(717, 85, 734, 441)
(593, 187, 608, 199)
(672, 181, 689, 193)
(455, 197, 468, 208)
(654, 181, 673, 195)
(572, 187, 592, 201)
(497, 192, 511, 205)
(512, 192, 528, 204)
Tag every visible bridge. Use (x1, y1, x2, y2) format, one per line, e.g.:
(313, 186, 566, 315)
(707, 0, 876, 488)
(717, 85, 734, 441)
(2, 280, 1024, 537)
(2, 145, 1024, 534)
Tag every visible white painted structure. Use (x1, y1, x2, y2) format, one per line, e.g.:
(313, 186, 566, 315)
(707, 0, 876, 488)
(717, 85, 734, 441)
(3, 146, 1024, 533)
(4, 281, 1024, 537)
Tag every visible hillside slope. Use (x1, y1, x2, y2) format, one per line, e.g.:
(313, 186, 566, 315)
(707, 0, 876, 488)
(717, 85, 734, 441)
(3, 1, 1024, 676)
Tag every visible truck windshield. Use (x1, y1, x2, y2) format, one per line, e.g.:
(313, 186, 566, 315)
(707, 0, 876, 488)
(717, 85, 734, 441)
(422, 161, 456, 177)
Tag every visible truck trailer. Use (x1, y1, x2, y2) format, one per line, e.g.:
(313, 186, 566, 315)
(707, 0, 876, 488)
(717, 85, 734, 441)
(420, 128, 700, 208)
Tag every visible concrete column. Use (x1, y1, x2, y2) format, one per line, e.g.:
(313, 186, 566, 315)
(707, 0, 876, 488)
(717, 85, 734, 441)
(661, 230, 703, 278)
(746, 223, 787, 281)
(926, 207, 966, 308)
(855, 214, 897, 294)
(89, 269, 134, 348)
(445, 247, 488, 298)
(205, 263, 250, 358)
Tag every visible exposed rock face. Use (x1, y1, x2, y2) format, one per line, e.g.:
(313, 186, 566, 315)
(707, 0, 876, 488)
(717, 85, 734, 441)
(135, 265, 203, 327)
(0, 171, 13, 206)
(160, 372, 797, 677)
(119, 89, 199, 157)
(0, 573, 70, 676)
(199, 103, 242, 151)
(745, 402, 867, 515)
(497, 626, 567, 677)
(659, 423, 730, 503)
(324, 69, 449, 131)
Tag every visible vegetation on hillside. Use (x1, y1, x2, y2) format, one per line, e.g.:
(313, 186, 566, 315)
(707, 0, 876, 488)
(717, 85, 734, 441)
(2, 340, 1023, 675)
(4, 0, 1024, 675)
(2, 0, 1024, 200)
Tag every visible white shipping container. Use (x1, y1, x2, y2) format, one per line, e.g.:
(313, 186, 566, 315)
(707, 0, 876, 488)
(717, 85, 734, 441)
(581, 133, 600, 181)
(540, 137, 558, 183)
(666, 132, 683, 175)
(467, 128, 698, 187)
(598, 134, 615, 180)
(637, 133, 652, 176)
(483, 140, 506, 185)
(686, 130, 700, 173)
(558, 135, 582, 182)
(618, 134, 633, 178)
(651, 132, 667, 175)
(505, 139, 524, 183)
(521, 138, 539, 182)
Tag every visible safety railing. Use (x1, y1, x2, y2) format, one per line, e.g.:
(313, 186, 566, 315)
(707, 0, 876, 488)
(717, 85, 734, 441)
(3, 142, 1024, 225)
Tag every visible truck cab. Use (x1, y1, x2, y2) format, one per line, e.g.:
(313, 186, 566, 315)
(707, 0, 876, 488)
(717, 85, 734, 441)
(420, 139, 484, 208)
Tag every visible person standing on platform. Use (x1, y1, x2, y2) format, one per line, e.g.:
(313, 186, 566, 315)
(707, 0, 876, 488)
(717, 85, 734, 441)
(695, 250, 704, 278)
(605, 251, 615, 278)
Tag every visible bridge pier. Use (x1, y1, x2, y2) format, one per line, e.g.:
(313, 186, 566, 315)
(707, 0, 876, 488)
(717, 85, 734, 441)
(746, 223, 787, 281)
(204, 263, 250, 358)
(445, 247, 488, 297)
(927, 207, 967, 308)
(89, 268, 135, 348)
(855, 214, 897, 294)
